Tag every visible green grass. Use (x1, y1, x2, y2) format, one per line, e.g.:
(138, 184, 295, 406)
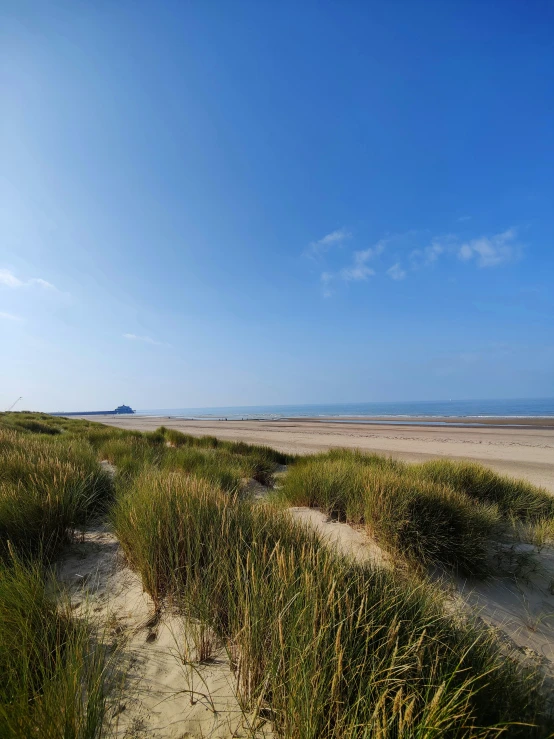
(112, 467, 550, 738)
(0, 429, 113, 561)
(2, 412, 552, 737)
(413, 459, 554, 520)
(279, 450, 503, 576)
(88, 424, 291, 489)
(0, 558, 111, 739)
(0, 414, 117, 737)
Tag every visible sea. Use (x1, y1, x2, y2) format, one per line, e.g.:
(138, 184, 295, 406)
(135, 398, 554, 422)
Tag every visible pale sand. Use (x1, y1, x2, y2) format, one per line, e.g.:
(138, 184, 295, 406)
(288, 506, 554, 679)
(78, 415, 554, 493)
(57, 525, 272, 738)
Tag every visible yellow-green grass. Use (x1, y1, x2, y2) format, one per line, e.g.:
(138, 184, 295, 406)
(112, 468, 550, 737)
(0, 558, 112, 739)
(413, 458, 554, 520)
(3, 412, 553, 736)
(0, 429, 112, 561)
(279, 451, 495, 576)
(0, 415, 116, 737)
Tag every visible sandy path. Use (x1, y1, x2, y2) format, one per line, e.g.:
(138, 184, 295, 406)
(78, 416, 554, 493)
(288, 507, 390, 568)
(56, 526, 272, 738)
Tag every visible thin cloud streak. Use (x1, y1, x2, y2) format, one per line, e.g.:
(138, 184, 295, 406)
(0, 268, 56, 290)
(306, 227, 352, 257)
(123, 333, 166, 346)
(0, 311, 23, 321)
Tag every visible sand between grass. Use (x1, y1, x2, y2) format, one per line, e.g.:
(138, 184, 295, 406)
(2, 412, 554, 737)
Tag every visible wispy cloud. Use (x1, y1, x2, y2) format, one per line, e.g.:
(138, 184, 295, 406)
(320, 272, 334, 298)
(0, 311, 22, 321)
(457, 215, 472, 222)
(410, 229, 521, 270)
(306, 228, 352, 257)
(386, 263, 406, 280)
(310, 225, 522, 295)
(338, 240, 385, 282)
(0, 268, 56, 290)
(123, 333, 165, 346)
(410, 238, 450, 268)
(457, 228, 520, 267)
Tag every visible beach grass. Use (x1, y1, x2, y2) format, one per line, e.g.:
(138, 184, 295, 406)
(0, 557, 111, 739)
(0, 415, 116, 737)
(279, 449, 554, 576)
(86, 423, 292, 489)
(0, 428, 113, 561)
(413, 459, 554, 520)
(112, 467, 549, 737)
(279, 450, 502, 576)
(2, 412, 553, 737)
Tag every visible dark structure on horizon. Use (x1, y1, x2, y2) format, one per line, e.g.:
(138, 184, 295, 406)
(52, 404, 135, 416)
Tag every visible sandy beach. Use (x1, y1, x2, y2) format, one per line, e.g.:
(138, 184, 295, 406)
(77, 415, 554, 493)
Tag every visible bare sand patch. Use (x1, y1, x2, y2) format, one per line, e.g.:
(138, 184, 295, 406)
(56, 528, 272, 738)
(288, 506, 391, 569)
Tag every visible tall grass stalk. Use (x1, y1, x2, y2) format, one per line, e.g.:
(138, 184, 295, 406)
(112, 468, 549, 737)
(0, 430, 112, 561)
(280, 451, 502, 576)
(0, 558, 112, 738)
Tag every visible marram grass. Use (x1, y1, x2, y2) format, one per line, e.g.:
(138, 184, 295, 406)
(2, 412, 553, 737)
(112, 467, 550, 737)
(279, 449, 554, 576)
(0, 429, 112, 561)
(0, 558, 112, 739)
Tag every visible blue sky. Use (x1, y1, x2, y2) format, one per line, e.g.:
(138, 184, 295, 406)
(1, 0, 553, 411)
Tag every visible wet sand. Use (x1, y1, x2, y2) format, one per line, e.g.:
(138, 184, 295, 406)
(76, 415, 554, 493)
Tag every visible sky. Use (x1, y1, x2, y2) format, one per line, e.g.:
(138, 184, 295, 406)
(1, 0, 553, 412)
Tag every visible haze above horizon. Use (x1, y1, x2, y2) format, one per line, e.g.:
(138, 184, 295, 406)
(2, 1, 553, 411)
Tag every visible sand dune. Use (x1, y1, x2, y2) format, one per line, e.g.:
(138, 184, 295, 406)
(78, 415, 554, 493)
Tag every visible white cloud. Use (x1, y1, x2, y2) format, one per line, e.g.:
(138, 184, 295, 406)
(410, 238, 450, 267)
(457, 215, 472, 222)
(310, 225, 522, 295)
(0, 270, 23, 288)
(338, 240, 385, 282)
(457, 228, 519, 267)
(340, 264, 375, 281)
(0, 268, 56, 290)
(307, 228, 352, 257)
(409, 229, 520, 270)
(29, 277, 56, 289)
(123, 333, 163, 346)
(0, 311, 22, 321)
(387, 263, 406, 280)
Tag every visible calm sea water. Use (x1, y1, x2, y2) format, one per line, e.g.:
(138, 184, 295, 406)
(136, 398, 554, 421)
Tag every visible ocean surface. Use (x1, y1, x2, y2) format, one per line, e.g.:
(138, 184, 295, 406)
(136, 398, 554, 421)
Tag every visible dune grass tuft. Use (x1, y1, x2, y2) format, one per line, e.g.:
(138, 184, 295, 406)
(112, 467, 549, 737)
(0, 557, 111, 739)
(0, 429, 113, 561)
(414, 459, 554, 520)
(280, 450, 504, 576)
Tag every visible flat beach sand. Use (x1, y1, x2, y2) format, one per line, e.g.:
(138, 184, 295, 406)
(78, 415, 554, 493)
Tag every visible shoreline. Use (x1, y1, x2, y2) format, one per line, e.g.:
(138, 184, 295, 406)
(74, 414, 554, 493)
(86, 413, 554, 430)
(288, 415, 554, 429)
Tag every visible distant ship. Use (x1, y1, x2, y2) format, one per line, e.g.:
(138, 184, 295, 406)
(51, 404, 136, 416)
